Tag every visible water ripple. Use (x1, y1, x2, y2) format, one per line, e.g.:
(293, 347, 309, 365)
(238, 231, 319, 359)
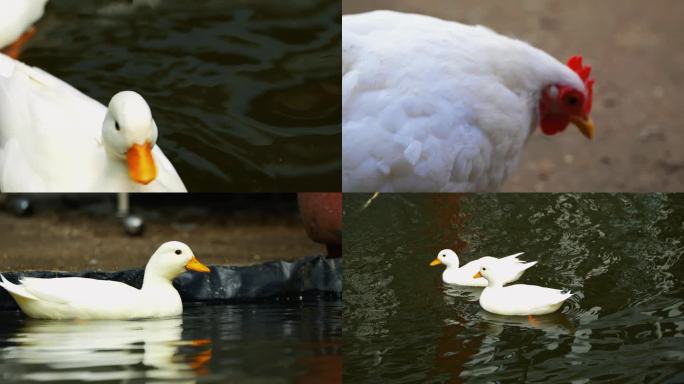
(21, 0, 341, 191)
(343, 193, 684, 383)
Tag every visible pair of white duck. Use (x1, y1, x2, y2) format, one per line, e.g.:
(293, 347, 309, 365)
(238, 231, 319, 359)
(430, 249, 572, 316)
(0, 241, 208, 320)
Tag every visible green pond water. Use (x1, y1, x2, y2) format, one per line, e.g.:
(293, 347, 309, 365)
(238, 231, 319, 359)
(20, 0, 340, 191)
(0, 302, 341, 383)
(343, 193, 684, 383)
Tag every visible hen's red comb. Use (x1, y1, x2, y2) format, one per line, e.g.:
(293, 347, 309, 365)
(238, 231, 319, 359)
(567, 55, 594, 114)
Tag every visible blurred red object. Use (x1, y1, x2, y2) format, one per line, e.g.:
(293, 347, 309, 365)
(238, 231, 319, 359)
(297, 193, 341, 258)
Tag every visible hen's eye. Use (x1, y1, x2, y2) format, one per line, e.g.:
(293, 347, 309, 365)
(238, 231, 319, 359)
(115, 121, 120, 131)
(565, 95, 579, 106)
(175, 250, 182, 255)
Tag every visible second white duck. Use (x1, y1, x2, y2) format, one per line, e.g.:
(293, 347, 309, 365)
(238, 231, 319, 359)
(474, 261, 573, 316)
(0, 241, 209, 320)
(0, 53, 187, 192)
(430, 249, 536, 287)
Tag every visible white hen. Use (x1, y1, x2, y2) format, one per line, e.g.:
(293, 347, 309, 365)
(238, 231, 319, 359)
(342, 11, 596, 192)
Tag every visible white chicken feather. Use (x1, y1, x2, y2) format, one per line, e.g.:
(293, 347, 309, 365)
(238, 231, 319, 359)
(342, 11, 595, 192)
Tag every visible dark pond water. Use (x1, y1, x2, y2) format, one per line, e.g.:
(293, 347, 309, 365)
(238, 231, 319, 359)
(343, 194, 684, 383)
(0, 301, 341, 382)
(21, 0, 341, 191)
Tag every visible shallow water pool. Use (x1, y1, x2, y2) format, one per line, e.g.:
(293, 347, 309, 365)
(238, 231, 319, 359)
(0, 301, 341, 382)
(21, 0, 341, 191)
(343, 194, 684, 383)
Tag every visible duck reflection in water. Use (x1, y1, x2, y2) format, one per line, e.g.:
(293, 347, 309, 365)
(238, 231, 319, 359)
(0, 317, 211, 382)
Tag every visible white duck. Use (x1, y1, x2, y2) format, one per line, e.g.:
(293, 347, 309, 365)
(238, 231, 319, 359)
(0, 241, 209, 320)
(430, 249, 536, 287)
(0, 53, 187, 192)
(474, 261, 573, 316)
(0, 0, 48, 58)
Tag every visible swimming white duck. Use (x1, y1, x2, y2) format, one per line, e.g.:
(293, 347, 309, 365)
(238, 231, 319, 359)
(0, 53, 187, 192)
(429, 249, 536, 287)
(0, 241, 210, 320)
(474, 261, 573, 316)
(0, 0, 48, 59)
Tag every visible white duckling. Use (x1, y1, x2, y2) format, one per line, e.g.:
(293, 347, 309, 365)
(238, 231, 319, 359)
(0, 53, 187, 192)
(0, 241, 210, 320)
(430, 249, 536, 287)
(474, 262, 573, 316)
(0, 0, 48, 58)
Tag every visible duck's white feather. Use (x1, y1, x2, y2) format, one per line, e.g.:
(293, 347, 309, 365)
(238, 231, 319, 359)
(0, 274, 181, 320)
(0, 273, 37, 300)
(0, 53, 186, 192)
(342, 10, 585, 192)
(479, 285, 572, 316)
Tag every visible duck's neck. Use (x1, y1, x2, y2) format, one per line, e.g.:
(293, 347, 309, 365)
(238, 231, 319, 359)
(141, 270, 175, 291)
(486, 281, 505, 289)
(99, 146, 134, 188)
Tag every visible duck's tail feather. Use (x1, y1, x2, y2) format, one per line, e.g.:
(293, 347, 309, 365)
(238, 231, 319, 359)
(522, 260, 538, 270)
(501, 252, 526, 263)
(552, 289, 574, 304)
(0, 273, 38, 300)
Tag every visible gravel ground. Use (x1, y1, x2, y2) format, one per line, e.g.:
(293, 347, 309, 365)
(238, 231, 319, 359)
(343, 0, 684, 191)
(0, 198, 324, 272)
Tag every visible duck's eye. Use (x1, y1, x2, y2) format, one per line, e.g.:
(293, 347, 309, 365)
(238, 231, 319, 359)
(175, 250, 182, 255)
(115, 121, 120, 131)
(482, 267, 487, 271)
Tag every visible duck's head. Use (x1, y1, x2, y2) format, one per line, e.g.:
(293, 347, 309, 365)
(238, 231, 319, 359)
(429, 249, 459, 268)
(473, 263, 502, 286)
(147, 241, 210, 281)
(102, 91, 159, 185)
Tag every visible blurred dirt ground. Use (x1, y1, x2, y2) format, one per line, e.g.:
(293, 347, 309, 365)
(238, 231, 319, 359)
(0, 196, 324, 271)
(343, 0, 684, 191)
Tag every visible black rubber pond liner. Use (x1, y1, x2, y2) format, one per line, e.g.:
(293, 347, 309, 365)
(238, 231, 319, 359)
(0, 256, 341, 310)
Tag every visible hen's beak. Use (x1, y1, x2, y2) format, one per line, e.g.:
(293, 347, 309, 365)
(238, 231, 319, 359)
(571, 116, 596, 139)
(429, 258, 442, 266)
(473, 272, 482, 279)
(186, 256, 210, 272)
(127, 142, 157, 185)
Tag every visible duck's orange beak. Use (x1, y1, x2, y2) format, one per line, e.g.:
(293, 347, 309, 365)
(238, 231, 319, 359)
(429, 258, 442, 266)
(186, 256, 210, 272)
(127, 142, 156, 185)
(473, 272, 482, 279)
